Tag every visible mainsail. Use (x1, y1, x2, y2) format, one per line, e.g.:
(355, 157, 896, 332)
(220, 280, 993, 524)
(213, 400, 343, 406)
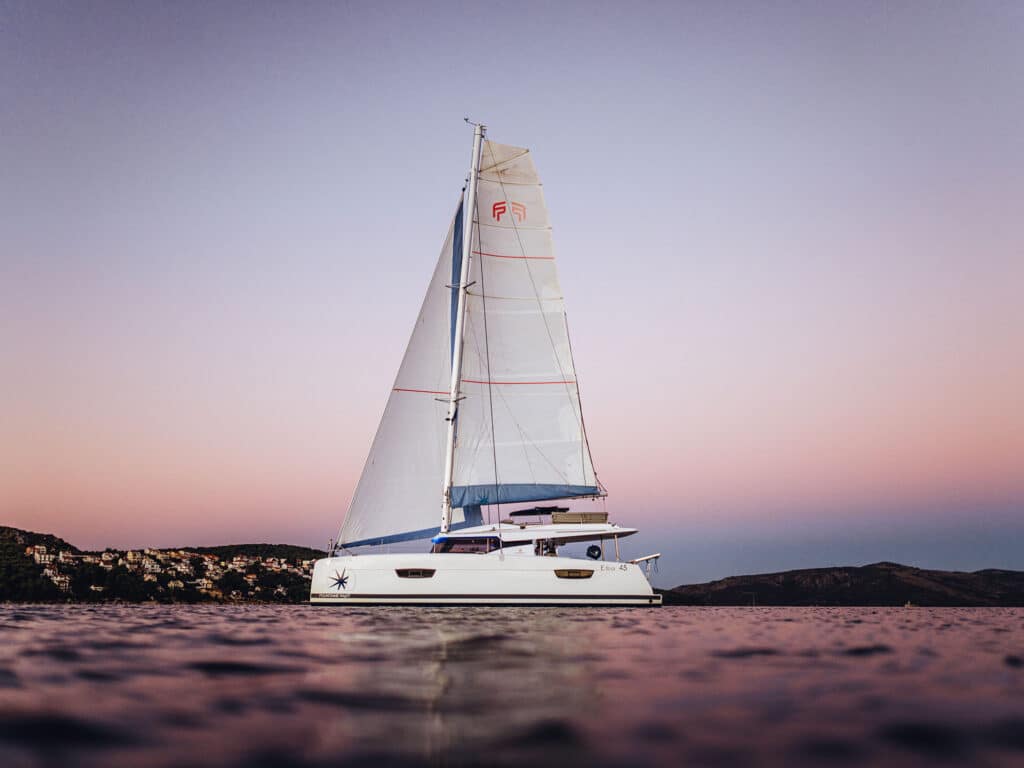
(452, 141, 600, 507)
(338, 140, 600, 547)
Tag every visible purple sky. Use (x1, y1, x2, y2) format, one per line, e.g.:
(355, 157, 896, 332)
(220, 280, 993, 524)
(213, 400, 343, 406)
(2, 1, 1022, 585)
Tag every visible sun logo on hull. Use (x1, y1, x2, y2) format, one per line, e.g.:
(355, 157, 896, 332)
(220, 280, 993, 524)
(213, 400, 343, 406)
(330, 569, 349, 590)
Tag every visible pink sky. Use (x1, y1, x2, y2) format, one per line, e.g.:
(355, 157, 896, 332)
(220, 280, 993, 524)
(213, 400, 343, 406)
(2, 3, 1022, 582)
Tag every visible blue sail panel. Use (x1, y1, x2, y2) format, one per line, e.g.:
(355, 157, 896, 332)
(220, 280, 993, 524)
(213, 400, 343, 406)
(449, 201, 464, 366)
(462, 504, 483, 526)
(450, 484, 601, 508)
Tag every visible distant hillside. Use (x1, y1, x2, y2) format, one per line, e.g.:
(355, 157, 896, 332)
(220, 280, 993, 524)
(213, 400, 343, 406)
(0, 526, 326, 603)
(0, 525, 81, 554)
(180, 543, 326, 562)
(663, 562, 1024, 606)
(0, 526, 80, 601)
(0, 526, 326, 564)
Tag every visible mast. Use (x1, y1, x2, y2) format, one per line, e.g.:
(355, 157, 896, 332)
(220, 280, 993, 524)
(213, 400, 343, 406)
(440, 121, 485, 533)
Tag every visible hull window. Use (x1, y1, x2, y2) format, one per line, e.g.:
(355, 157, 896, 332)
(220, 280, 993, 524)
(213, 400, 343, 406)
(396, 569, 436, 579)
(431, 537, 501, 554)
(554, 569, 594, 579)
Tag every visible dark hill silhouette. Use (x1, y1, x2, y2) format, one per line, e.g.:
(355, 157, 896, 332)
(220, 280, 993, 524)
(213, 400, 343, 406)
(180, 543, 326, 561)
(662, 562, 1024, 606)
(5, 525, 1022, 606)
(0, 525, 81, 554)
(0, 526, 81, 601)
(0, 526, 325, 603)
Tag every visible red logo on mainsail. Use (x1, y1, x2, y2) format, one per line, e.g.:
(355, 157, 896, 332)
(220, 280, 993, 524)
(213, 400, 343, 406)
(492, 201, 526, 223)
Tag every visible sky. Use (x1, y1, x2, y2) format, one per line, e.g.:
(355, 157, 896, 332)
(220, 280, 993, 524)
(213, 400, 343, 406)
(2, 1, 1022, 586)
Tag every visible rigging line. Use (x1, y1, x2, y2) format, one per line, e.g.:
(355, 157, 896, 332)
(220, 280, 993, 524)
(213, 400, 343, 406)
(461, 287, 492, 498)
(479, 147, 530, 168)
(564, 310, 604, 495)
(458, 211, 497, 524)
(473, 250, 555, 260)
(493, 385, 540, 490)
(478, 139, 503, 532)
(491, 153, 574, 396)
(490, 145, 589, 455)
(476, 344, 569, 490)
(478, 153, 530, 179)
(465, 291, 565, 302)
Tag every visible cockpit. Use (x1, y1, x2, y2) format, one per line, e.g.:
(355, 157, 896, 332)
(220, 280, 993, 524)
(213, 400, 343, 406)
(430, 536, 502, 554)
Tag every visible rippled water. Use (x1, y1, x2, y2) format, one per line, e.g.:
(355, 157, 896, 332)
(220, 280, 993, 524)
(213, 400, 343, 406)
(1, 606, 1022, 767)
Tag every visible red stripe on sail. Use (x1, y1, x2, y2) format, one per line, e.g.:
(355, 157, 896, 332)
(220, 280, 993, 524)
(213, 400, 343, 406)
(472, 250, 554, 260)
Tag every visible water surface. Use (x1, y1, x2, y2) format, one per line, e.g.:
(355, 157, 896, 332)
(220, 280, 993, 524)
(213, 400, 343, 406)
(1, 606, 1022, 766)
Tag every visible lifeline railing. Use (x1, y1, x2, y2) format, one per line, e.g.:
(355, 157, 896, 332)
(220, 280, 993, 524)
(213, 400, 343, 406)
(630, 552, 662, 576)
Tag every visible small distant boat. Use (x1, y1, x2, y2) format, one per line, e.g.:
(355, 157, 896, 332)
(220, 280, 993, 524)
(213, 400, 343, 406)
(310, 123, 661, 606)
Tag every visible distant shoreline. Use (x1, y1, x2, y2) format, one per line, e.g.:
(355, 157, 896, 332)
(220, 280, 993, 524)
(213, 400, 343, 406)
(660, 561, 1024, 607)
(5, 526, 1023, 606)
(1, 525, 324, 604)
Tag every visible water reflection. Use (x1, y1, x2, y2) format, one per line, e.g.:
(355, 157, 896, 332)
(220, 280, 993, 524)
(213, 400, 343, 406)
(0, 606, 1021, 766)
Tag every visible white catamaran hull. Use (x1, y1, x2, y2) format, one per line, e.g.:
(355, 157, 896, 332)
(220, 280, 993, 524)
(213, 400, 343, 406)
(310, 554, 662, 606)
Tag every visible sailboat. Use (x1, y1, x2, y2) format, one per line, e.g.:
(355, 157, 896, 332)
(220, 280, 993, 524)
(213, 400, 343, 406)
(310, 123, 662, 606)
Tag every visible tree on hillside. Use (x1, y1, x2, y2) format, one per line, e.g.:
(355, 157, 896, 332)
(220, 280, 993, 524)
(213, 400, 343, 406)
(105, 566, 152, 601)
(217, 571, 248, 596)
(0, 542, 62, 601)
